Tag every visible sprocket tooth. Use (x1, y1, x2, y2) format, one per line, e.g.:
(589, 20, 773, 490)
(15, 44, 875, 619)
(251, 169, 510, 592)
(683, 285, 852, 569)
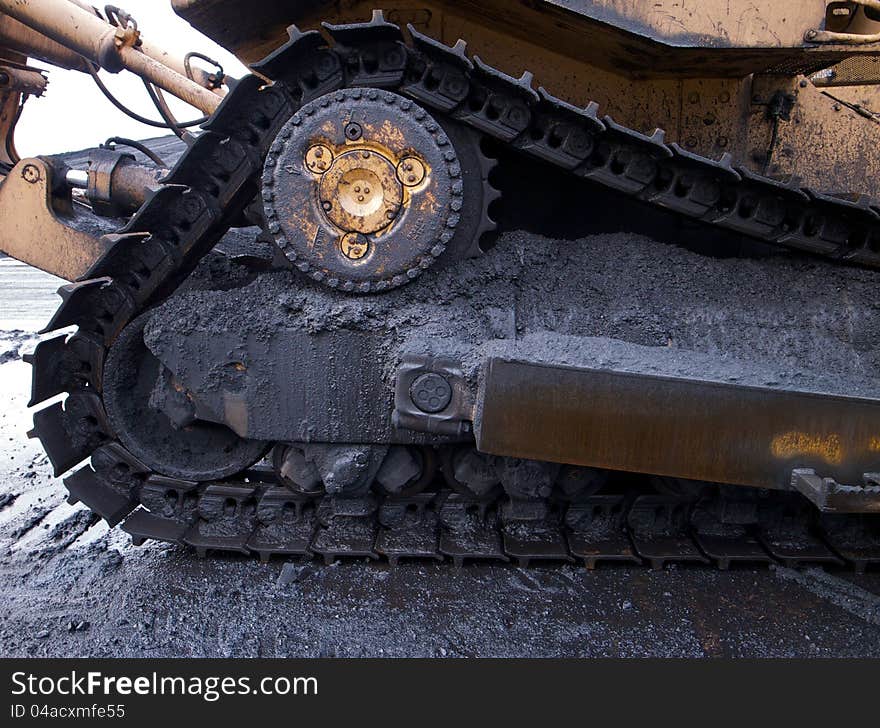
(32, 392, 111, 477)
(27, 333, 104, 407)
(64, 466, 137, 527)
(464, 173, 502, 258)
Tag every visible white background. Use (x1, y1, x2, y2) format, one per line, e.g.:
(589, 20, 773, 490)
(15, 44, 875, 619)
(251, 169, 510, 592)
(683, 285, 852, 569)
(13, 0, 248, 156)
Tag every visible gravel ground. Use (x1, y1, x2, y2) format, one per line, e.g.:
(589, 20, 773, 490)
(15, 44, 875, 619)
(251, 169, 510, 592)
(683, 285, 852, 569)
(2, 257, 880, 658)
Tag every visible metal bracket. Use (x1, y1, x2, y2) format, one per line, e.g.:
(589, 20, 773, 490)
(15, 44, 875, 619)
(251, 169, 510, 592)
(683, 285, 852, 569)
(806, 1, 880, 44)
(392, 355, 472, 437)
(791, 468, 880, 513)
(0, 157, 111, 280)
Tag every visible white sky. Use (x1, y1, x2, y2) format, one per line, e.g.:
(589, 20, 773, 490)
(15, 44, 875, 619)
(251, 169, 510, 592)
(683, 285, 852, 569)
(14, 1, 249, 156)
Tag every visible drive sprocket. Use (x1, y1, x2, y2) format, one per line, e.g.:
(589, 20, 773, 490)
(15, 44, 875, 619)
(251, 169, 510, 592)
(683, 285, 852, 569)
(263, 88, 463, 292)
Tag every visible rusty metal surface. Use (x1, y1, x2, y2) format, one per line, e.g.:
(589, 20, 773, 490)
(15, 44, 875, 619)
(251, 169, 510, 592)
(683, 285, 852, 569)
(174, 0, 869, 75)
(15, 12, 880, 565)
(169, 1, 880, 197)
(0, 0, 221, 113)
(264, 88, 460, 291)
(0, 62, 46, 95)
(0, 79, 18, 167)
(475, 359, 880, 492)
(0, 10, 89, 71)
(0, 158, 112, 280)
(82, 149, 164, 217)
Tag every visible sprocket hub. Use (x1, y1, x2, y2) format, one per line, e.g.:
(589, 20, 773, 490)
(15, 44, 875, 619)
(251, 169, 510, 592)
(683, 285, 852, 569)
(262, 88, 462, 292)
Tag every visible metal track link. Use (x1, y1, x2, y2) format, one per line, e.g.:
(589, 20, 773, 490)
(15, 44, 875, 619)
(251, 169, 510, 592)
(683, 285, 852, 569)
(112, 484, 880, 571)
(27, 10, 880, 570)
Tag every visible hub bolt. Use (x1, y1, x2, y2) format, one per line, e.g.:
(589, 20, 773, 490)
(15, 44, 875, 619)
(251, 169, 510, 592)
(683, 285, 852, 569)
(410, 373, 452, 413)
(397, 157, 426, 187)
(340, 232, 369, 260)
(345, 122, 363, 141)
(305, 144, 334, 174)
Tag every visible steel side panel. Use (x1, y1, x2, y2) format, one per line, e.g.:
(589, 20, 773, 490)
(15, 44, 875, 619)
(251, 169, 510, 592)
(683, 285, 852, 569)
(475, 359, 880, 490)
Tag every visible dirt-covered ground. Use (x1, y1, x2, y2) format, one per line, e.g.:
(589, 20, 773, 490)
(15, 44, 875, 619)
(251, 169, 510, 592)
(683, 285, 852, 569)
(1, 256, 880, 658)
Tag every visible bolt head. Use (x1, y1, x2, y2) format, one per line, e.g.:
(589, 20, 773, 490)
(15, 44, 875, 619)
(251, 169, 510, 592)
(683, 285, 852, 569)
(21, 164, 40, 184)
(305, 144, 334, 175)
(397, 157, 426, 187)
(410, 372, 452, 414)
(340, 232, 369, 260)
(345, 122, 363, 140)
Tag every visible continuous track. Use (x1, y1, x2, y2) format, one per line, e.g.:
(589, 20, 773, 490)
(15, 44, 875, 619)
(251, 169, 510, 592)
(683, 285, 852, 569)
(26, 12, 880, 570)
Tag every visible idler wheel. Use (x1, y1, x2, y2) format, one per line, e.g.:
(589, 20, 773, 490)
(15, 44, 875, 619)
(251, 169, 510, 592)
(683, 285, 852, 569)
(103, 315, 268, 481)
(262, 88, 462, 292)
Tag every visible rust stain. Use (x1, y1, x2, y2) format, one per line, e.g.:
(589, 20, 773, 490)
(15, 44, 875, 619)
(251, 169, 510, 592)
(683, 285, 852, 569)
(770, 431, 843, 465)
(377, 119, 408, 150)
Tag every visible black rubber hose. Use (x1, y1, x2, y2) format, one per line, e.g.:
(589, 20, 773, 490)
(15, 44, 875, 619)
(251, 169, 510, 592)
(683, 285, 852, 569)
(4, 94, 27, 165)
(87, 63, 208, 130)
(102, 136, 166, 167)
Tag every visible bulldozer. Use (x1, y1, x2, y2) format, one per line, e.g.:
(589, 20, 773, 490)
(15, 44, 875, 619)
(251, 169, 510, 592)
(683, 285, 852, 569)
(2, 0, 880, 569)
